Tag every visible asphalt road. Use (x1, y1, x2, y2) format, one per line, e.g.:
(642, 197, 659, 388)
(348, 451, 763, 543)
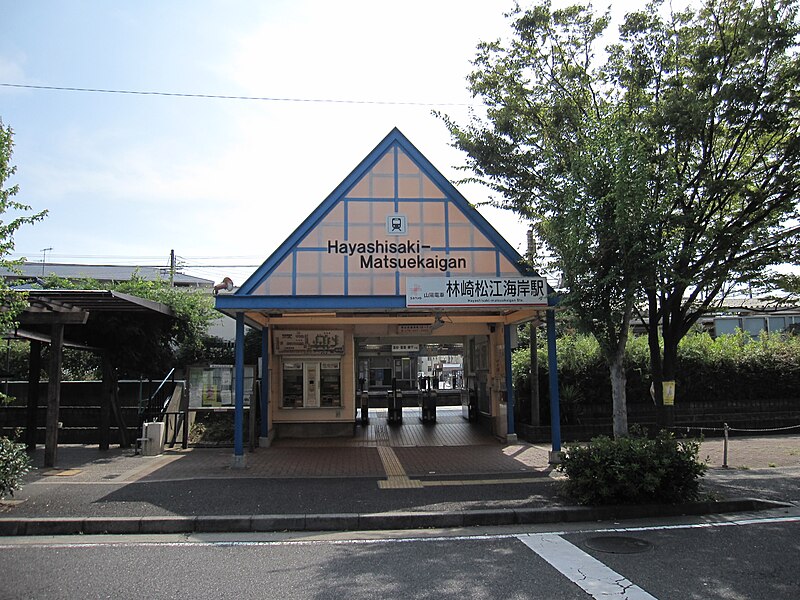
(2, 512, 798, 600)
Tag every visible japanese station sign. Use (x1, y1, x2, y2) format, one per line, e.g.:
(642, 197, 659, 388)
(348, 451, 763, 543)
(273, 330, 345, 355)
(406, 277, 548, 307)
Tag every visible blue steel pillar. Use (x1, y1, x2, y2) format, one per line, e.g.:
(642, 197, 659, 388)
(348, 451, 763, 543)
(546, 304, 562, 463)
(232, 312, 245, 468)
(260, 325, 269, 442)
(504, 323, 516, 441)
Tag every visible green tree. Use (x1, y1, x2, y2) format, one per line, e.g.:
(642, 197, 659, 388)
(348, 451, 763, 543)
(0, 119, 47, 338)
(610, 0, 800, 418)
(440, 2, 649, 436)
(442, 0, 800, 430)
(1, 119, 45, 499)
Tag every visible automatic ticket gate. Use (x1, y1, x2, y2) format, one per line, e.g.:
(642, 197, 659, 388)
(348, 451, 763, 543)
(387, 387, 403, 424)
(419, 389, 437, 423)
(360, 391, 369, 425)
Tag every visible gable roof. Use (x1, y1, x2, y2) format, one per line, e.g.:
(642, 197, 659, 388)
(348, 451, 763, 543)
(219, 128, 540, 313)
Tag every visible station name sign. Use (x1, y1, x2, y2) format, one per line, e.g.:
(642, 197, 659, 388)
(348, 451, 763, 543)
(327, 239, 467, 272)
(273, 330, 345, 355)
(406, 277, 548, 307)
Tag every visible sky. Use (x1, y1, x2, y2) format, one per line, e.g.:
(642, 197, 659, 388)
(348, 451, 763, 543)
(1, 0, 643, 286)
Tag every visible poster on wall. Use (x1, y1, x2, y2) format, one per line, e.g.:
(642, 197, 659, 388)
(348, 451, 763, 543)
(188, 366, 254, 408)
(273, 330, 345, 355)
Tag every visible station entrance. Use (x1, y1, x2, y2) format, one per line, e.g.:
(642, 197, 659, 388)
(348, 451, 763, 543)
(214, 129, 561, 467)
(354, 336, 489, 430)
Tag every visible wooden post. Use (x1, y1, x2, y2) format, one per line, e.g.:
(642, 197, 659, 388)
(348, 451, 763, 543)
(26, 340, 42, 452)
(111, 380, 130, 448)
(44, 323, 64, 468)
(103, 357, 129, 448)
(99, 354, 112, 450)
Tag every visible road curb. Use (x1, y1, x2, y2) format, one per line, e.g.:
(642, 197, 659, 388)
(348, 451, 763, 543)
(0, 498, 790, 537)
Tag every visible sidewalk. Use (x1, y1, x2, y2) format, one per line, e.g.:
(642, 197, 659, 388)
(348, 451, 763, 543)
(1, 433, 798, 536)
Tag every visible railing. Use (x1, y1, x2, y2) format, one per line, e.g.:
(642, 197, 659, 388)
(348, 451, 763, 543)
(669, 422, 800, 468)
(138, 368, 176, 424)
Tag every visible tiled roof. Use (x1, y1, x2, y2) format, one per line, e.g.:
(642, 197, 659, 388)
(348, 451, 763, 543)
(0, 262, 213, 286)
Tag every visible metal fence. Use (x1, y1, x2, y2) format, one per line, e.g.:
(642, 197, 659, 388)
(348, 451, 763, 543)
(669, 422, 800, 468)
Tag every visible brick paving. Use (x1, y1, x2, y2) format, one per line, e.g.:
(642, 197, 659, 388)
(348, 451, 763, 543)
(3, 416, 798, 532)
(18, 412, 800, 486)
(395, 445, 552, 477)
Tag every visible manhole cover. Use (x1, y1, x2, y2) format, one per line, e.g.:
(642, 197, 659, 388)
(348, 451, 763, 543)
(584, 536, 653, 554)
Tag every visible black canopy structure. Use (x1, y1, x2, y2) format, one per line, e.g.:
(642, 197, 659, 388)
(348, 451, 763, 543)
(5, 290, 175, 467)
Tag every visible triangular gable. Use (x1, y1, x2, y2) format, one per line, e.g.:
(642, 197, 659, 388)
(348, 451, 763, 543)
(238, 128, 531, 300)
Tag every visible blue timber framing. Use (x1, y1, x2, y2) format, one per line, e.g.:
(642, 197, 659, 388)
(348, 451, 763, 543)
(260, 326, 269, 440)
(233, 313, 245, 467)
(547, 297, 561, 456)
(504, 324, 515, 437)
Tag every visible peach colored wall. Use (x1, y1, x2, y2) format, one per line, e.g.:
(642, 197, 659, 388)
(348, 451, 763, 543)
(252, 145, 523, 297)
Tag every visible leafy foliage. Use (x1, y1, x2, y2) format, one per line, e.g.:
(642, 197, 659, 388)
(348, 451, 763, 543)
(442, 0, 800, 427)
(38, 273, 218, 378)
(558, 429, 708, 505)
(440, 2, 660, 436)
(619, 0, 800, 407)
(514, 328, 800, 418)
(0, 119, 47, 336)
(0, 435, 31, 499)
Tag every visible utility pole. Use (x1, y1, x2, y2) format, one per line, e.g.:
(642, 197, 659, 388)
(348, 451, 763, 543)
(40, 247, 53, 278)
(169, 249, 175, 286)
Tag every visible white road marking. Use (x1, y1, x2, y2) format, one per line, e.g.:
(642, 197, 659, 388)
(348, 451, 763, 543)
(518, 533, 658, 599)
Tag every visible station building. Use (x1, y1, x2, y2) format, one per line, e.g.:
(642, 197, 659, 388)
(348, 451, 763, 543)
(215, 129, 561, 467)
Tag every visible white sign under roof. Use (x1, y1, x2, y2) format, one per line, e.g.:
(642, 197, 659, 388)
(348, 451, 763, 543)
(406, 277, 548, 307)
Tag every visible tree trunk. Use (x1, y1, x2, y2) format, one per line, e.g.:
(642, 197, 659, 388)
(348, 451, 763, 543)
(610, 352, 628, 438)
(660, 325, 680, 428)
(645, 289, 666, 427)
(606, 301, 633, 439)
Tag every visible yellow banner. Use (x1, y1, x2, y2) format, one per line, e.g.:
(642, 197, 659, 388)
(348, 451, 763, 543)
(663, 381, 676, 406)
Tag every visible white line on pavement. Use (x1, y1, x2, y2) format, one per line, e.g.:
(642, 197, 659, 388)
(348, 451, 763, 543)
(517, 533, 658, 600)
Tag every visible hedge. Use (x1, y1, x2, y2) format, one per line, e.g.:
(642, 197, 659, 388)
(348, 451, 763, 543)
(513, 329, 800, 411)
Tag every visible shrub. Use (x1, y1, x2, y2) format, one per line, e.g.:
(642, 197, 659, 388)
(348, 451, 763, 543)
(557, 429, 707, 505)
(189, 412, 235, 444)
(0, 436, 32, 499)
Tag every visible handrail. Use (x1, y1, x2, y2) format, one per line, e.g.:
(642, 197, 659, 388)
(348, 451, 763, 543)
(151, 368, 176, 412)
(138, 368, 176, 423)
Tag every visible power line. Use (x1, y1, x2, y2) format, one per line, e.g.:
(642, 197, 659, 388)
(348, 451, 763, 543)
(0, 82, 471, 107)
